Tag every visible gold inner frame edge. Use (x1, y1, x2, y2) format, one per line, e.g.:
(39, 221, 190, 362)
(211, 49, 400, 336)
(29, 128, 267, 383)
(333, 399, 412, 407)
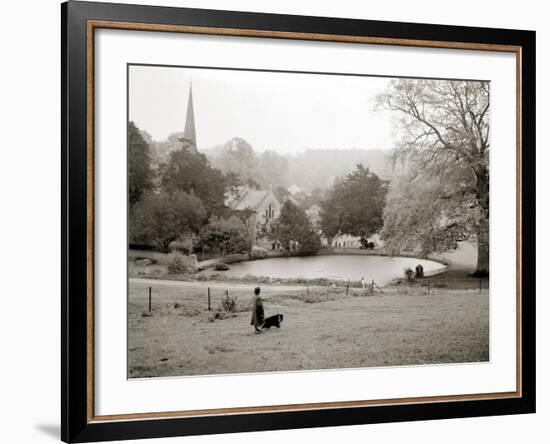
(85, 19, 523, 423)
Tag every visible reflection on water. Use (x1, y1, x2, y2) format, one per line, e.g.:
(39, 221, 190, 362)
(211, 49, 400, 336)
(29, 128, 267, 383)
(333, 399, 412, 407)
(218, 255, 445, 286)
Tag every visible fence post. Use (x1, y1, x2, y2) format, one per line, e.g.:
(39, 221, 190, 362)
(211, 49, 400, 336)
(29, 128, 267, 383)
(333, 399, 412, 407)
(207, 287, 211, 311)
(479, 279, 482, 293)
(371, 279, 374, 294)
(346, 279, 350, 297)
(373, 281, 384, 294)
(148, 286, 152, 312)
(427, 280, 430, 295)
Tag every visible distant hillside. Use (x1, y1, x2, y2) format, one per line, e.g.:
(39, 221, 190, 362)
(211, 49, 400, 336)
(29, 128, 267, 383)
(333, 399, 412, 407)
(145, 133, 226, 166)
(144, 130, 395, 192)
(204, 145, 394, 192)
(284, 148, 394, 191)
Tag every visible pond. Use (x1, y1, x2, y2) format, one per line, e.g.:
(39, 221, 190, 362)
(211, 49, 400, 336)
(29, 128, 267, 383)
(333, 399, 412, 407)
(217, 254, 446, 286)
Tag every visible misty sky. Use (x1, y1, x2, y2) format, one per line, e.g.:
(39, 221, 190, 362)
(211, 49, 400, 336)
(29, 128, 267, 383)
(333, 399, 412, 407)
(129, 65, 397, 153)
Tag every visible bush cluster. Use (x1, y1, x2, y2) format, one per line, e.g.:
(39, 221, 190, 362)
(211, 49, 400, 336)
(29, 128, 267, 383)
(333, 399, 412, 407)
(221, 293, 238, 312)
(167, 251, 188, 275)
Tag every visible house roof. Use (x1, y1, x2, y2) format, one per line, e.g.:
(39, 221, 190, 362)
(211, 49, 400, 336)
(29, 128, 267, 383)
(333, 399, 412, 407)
(288, 184, 302, 195)
(234, 190, 269, 211)
(226, 187, 277, 211)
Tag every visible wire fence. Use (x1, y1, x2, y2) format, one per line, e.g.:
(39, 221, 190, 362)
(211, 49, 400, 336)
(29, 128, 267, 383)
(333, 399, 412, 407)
(415, 277, 489, 293)
(141, 276, 489, 313)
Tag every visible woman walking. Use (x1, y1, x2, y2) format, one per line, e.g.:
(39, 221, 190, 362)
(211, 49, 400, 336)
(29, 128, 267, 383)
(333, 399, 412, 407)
(250, 286, 264, 333)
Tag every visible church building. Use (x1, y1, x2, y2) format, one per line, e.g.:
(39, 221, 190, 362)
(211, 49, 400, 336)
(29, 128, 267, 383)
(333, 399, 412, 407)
(180, 84, 198, 154)
(182, 83, 281, 247)
(225, 187, 281, 247)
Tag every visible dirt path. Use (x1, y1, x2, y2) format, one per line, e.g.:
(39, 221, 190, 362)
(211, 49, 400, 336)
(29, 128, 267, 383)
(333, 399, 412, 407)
(130, 277, 315, 293)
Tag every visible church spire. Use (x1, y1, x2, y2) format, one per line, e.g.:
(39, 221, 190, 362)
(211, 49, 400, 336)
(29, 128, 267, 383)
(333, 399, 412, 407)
(181, 83, 197, 154)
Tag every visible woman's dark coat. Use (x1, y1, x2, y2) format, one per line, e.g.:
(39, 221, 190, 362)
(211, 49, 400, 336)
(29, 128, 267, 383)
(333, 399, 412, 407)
(250, 295, 264, 328)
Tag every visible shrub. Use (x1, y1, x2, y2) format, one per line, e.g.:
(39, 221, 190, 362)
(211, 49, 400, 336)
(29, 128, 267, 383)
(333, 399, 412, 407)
(221, 292, 238, 312)
(131, 256, 159, 265)
(249, 247, 267, 259)
(200, 215, 252, 255)
(304, 292, 322, 303)
(130, 190, 206, 252)
(209, 311, 238, 322)
(168, 251, 188, 274)
(249, 247, 268, 260)
(404, 267, 414, 280)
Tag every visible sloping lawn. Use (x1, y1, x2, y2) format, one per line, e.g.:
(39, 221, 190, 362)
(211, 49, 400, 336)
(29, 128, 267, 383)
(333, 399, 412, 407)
(128, 280, 488, 378)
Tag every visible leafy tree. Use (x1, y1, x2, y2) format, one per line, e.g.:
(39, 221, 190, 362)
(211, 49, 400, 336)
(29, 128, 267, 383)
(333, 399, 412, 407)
(300, 187, 325, 211)
(129, 191, 206, 252)
(376, 79, 489, 275)
(320, 164, 387, 244)
(139, 128, 153, 145)
(200, 215, 252, 256)
(148, 131, 184, 166)
(381, 173, 476, 257)
(209, 139, 289, 189)
(160, 146, 228, 214)
(257, 150, 289, 188)
(267, 200, 321, 256)
(128, 121, 154, 206)
(285, 148, 393, 192)
(214, 138, 258, 185)
(274, 186, 290, 203)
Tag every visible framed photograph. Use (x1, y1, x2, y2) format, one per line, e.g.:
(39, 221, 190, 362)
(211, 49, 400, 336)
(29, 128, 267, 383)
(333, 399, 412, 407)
(61, 1, 536, 442)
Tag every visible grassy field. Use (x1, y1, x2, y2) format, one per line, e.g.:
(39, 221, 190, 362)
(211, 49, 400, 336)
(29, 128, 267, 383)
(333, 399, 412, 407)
(128, 279, 489, 378)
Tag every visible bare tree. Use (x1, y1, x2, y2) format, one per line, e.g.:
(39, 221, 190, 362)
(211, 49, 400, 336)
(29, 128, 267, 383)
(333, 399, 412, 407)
(377, 79, 489, 275)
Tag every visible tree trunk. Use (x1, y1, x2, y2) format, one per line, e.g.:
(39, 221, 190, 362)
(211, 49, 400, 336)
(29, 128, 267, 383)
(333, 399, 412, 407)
(474, 164, 489, 277)
(475, 215, 489, 276)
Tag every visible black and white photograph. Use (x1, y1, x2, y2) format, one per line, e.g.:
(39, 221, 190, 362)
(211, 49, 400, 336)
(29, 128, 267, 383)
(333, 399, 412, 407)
(127, 65, 490, 379)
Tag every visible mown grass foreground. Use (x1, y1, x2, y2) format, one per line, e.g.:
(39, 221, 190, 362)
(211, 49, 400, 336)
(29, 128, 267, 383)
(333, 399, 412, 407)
(128, 279, 488, 378)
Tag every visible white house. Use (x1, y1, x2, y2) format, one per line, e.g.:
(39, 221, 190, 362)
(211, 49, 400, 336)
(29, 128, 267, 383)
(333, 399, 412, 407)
(287, 184, 302, 195)
(331, 233, 362, 249)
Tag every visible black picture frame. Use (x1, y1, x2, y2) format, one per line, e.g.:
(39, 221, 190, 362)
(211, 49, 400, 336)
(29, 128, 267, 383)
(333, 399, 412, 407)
(61, 1, 536, 442)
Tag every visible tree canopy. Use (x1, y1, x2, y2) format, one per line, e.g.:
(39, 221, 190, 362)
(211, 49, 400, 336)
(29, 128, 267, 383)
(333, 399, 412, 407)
(267, 200, 321, 256)
(376, 79, 489, 275)
(381, 173, 477, 256)
(130, 190, 206, 252)
(160, 147, 231, 214)
(320, 164, 387, 242)
(257, 150, 289, 189)
(200, 215, 252, 256)
(215, 138, 258, 185)
(209, 138, 289, 190)
(128, 121, 154, 206)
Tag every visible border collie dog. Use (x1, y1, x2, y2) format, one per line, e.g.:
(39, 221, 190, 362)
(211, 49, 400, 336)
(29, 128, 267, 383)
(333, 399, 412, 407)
(262, 314, 284, 329)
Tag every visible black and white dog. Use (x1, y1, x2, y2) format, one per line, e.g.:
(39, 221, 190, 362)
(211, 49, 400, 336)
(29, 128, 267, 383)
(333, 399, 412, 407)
(262, 314, 284, 329)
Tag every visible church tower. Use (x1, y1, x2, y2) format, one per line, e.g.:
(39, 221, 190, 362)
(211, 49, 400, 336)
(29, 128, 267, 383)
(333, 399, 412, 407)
(180, 84, 197, 154)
